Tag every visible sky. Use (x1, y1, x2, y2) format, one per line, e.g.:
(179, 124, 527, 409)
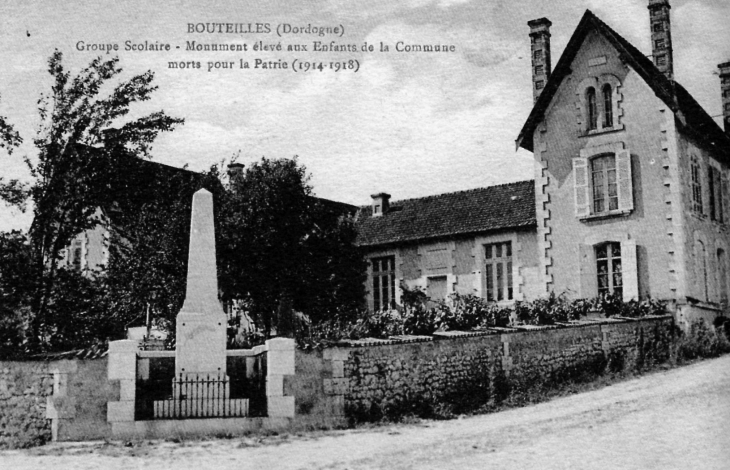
(1, 0, 729, 232)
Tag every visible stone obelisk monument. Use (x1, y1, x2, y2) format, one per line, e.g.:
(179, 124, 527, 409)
(175, 188, 227, 378)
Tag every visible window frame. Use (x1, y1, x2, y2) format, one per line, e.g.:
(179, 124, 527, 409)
(596, 242, 623, 298)
(576, 74, 623, 136)
(371, 255, 396, 312)
(591, 154, 619, 215)
(484, 241, 513, 303)
(574, 143, 633, 220)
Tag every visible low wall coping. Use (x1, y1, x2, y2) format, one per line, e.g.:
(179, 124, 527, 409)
(137, 351, 175, 358)
(226, 349, 266, 357)
(432, 330, 499, 339)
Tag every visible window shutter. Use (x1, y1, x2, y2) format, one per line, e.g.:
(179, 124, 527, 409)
(621, 239, 639, 301)
(578, 244, 597, 298)
(617, 150, 633, 212)
(722, 170, 729, 224)
(573, 157, 590, 217)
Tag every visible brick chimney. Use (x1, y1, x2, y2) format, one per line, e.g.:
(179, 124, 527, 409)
(371, 192, 390, 217)
(648, 0, 673, 81)
(719, 62, 730, 135)
(528, 18, 552, 103)
(227, 162, 244, 181)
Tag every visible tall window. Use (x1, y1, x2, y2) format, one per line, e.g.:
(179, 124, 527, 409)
(596, 242, 622, 297)
(372, 256, 396, 311)
(691, 157, 703, 214)
(602, 84, 613, 128)
(587, 87, 598, 130)
(485, 242, 512, 302)
(592, 155, 618, 213)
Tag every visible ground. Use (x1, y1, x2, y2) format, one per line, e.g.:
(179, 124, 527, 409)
(3, 355, 730, 469)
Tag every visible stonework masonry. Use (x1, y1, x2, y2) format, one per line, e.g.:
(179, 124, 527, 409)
(301, 316, 674, 421)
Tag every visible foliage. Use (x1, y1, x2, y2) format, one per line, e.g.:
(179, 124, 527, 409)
(218, 157, 366, 337)
(597, 294, 666, 318)
(673, 318, 730, 361)
(22, 50, 184, 351)
(0, 51, 184, 354)
(100, 163, 223, 345)
(514, 292, 592, 325)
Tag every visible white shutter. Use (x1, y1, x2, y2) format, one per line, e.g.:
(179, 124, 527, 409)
(617, 150, 634, 212)
(621, 239, 638, 301)
(578, 244, 597, 298)
(573, 157, 590, 217)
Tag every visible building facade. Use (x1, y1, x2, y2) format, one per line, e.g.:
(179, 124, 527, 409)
(356, 182, 540, 311)
(360, 0, 730, 326)
(516, 1, 730, 325)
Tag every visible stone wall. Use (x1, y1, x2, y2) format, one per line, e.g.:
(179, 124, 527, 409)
(47, 358, 118, 442)
(301, 316, 675, 422)
(0, 361, 53, 449)
(0, 358, 117, 449)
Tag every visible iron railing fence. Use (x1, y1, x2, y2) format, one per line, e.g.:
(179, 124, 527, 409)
(135, 352, 267, 420)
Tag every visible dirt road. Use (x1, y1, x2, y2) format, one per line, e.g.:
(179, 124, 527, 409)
(3, 355, 730, 470)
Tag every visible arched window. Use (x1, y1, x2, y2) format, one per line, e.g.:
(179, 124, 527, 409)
(587, 87, 597, 130)
(603, 84, 613, 128)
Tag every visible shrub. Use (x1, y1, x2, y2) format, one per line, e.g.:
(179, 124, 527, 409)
(674, 318, 730, 361)
(599, 294, 665, 318)
(515, 292, 592, 325)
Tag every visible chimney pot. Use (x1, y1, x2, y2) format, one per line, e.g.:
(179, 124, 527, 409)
(227, 163, 244, 180)
(648, 0, 674, 81)
(371, 192, 391, 217)
(528, 18, 552, 103)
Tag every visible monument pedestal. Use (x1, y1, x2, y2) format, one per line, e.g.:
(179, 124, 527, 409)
(175, 312, 227, 377)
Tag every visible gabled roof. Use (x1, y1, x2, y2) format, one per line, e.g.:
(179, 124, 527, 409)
(355, 180, 536, 247)
(516, 10, 730, 156)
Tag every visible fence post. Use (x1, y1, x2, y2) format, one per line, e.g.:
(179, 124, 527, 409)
(265, 337, 295, 418)
(107, 340, 138, 436)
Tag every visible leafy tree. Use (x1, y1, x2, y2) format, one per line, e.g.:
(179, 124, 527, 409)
(0, 94, 28, 209)
(100, 162, 224, 340)
(219, 157, 366, 336)
(0, 51, 184, 353)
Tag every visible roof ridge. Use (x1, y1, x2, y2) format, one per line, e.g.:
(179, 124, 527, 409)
(384, 179, 535, 206)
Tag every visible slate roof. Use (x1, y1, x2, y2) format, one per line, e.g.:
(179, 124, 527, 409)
(355, 180, 536, 247)
(516, 10, 730, 157)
